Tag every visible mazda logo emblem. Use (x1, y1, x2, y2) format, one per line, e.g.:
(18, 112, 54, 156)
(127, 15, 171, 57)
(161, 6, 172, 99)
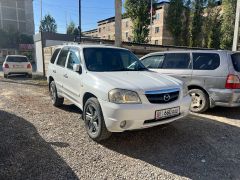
(163, 94, 171, 102)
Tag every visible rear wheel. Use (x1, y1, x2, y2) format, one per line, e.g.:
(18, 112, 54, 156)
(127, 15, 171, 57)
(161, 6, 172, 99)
(28, 74, 32, 78)
(83, 97, 111, 142)
(49, 81, 64, 107)
(189, 89, 209, 113)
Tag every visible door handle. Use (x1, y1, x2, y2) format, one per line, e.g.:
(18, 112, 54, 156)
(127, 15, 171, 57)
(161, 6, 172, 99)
(181, 76, 187, 78)
(53, 70, 56, 73)
(64, 74, 68, 78)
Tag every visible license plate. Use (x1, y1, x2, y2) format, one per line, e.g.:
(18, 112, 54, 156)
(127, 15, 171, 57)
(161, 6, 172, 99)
(14, 65, 23, 68)
(155, 107, 180, 120)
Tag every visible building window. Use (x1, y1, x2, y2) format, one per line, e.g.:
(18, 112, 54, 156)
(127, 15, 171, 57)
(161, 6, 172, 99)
(155, 27, 160, 33)
(126, 32, 129, 38)
(155, 40, 159, 45)
(156, 13, 160, 20)
(108, 26, 110, 31)
(108, 35, 111, 40)
(126, 21, 129, 28)
(99, 28, 101, 33)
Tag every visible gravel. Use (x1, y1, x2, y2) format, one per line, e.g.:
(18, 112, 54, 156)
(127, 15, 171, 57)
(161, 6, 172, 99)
(0, 78, 240, 180)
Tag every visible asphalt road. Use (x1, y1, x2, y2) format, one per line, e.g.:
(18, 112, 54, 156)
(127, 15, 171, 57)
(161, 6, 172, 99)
(0, 78, 239, 180)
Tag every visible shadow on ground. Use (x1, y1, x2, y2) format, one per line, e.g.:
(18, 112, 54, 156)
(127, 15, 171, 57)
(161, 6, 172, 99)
(102, 115, 240, 180)
(0, 110, 78, 179)
(205, 106, 240, 120)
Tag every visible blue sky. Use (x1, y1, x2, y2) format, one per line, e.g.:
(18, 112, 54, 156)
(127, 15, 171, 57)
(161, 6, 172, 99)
(33, 0, 124, 34)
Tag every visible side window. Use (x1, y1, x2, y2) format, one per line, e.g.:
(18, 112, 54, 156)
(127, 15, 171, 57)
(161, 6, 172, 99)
(50, 48, 60, 64)
(193, 53, 220, 70)
(67, 49, 81, 70)
(162, 53, 191, 69)
(56, 48, 69, 67)
(141, 56, 164, 69)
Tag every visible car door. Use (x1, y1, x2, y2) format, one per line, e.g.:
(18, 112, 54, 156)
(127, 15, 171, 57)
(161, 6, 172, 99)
(63, 47, 82, 104)
(54, 47, 69, 93)
(158, 53, 192, 85)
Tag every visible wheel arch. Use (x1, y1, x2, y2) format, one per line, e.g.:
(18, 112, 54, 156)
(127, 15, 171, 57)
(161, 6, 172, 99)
(188, 85, 209, 97)
(82, 92, 97, 108)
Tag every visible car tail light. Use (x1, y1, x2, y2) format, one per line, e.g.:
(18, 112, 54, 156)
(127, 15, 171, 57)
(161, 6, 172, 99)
(225, 74, 240, 89)
(4, 63, 9, 68)
(27, 63, 32, 69)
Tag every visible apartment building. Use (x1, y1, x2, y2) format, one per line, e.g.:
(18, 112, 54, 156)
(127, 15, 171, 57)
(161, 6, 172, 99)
(0, 0, 34, 35)
(83, 1, 174, 45)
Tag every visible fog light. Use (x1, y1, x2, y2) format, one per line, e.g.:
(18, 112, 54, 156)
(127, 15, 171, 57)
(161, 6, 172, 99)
(120, 121, 127, 128)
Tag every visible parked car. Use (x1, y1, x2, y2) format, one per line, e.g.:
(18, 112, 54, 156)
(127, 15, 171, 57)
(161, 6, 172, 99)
(47, 45, 191, 141)
(2, 55, 32, 78)
(140, 50, 240, 113)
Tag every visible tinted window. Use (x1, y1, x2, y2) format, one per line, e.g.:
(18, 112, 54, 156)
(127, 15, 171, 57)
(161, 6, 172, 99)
(162, 53, 190, 69)
(67, 49, 81, 70)
(141, 56, 164, 69)
(83, 48, 147, 72)
(231, 53, 240, 72)
(50, 48, 60, 64)
(57, 48, 69, 67)
(6, 56, 28, 62)
(193, 53, 220, 70)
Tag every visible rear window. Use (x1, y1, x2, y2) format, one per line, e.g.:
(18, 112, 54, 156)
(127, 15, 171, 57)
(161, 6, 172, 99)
(50, 48, 60, 64)
(6, 56, 28, 62)
(231, 53, 240, 72)
(193, 53, 220, 70)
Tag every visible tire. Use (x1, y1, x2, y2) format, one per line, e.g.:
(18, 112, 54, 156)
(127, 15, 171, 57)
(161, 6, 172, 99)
(49, 81, 64, 107)
(4, 74, 8, 78)
(189, 89, 209, 113)
(28, 74, 32, 78)
(83, 97, 112, 142)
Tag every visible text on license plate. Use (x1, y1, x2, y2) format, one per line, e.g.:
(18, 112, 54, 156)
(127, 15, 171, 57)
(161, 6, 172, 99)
(155, 107, 180, 120)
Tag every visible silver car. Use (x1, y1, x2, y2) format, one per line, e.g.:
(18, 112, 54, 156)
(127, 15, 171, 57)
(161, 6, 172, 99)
(141, 50, 240, 113)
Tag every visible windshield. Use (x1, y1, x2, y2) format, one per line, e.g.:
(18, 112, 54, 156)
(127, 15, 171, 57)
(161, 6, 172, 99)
(6, 56, 28, 63)
(231, 53, 240, 72)
(83, 48, 148, 72)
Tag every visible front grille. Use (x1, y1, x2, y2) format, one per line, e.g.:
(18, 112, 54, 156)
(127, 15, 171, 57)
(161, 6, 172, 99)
(145, 89, 180, 104)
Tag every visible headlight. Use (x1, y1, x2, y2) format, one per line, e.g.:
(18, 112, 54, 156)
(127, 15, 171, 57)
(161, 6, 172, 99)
(108, 89, 141, 104)
(182, 83, 189, 96)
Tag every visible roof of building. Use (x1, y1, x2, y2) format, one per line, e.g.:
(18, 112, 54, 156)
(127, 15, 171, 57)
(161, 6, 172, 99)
(97, 1, 170, 24)
(82, 29, 98, 33)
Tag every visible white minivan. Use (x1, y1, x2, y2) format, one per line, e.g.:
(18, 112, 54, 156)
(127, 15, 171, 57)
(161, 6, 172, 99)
(47, 45, 191, 141)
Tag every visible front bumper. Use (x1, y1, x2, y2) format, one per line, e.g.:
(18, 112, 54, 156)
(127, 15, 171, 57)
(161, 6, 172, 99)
(209, 89, 240, 107)
(99, 95, 191, 132)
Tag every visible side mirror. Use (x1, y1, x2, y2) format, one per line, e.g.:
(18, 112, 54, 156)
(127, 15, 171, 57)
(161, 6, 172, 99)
(73, 64, 82, 74)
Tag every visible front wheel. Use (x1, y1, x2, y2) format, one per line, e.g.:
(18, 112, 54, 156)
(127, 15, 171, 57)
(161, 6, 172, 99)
(189, 89, 209, 113)
(49, 81, 64, 107)
(83, 97, 111, 142)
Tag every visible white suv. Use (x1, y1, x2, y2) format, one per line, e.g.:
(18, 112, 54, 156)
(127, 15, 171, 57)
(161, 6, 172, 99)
(47, 45, 191, 141)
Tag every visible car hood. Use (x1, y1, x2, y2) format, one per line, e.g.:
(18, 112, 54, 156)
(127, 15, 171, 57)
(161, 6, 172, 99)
(88, 71, 182, 93)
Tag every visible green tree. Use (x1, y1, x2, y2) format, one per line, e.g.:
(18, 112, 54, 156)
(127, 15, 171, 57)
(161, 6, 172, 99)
(39, 14, 57, 33)
(190, 0, 205, 47)
(67, 21, 80, 36)
(220, 0, 237, 50)
(124, 0, 155, 43)
(166, 0, 184, 46)
(181, 0, 191, 46)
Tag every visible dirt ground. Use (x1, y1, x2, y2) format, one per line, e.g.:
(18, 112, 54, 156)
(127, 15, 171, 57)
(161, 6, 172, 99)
(0, 77, 239, 180)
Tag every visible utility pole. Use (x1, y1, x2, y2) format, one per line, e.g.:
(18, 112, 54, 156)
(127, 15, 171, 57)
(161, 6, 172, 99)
(115, 0, 122, 47)
(78, 0, 81, 43)
(233, 0, 240, 51)
(40, 0, 46, 77)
